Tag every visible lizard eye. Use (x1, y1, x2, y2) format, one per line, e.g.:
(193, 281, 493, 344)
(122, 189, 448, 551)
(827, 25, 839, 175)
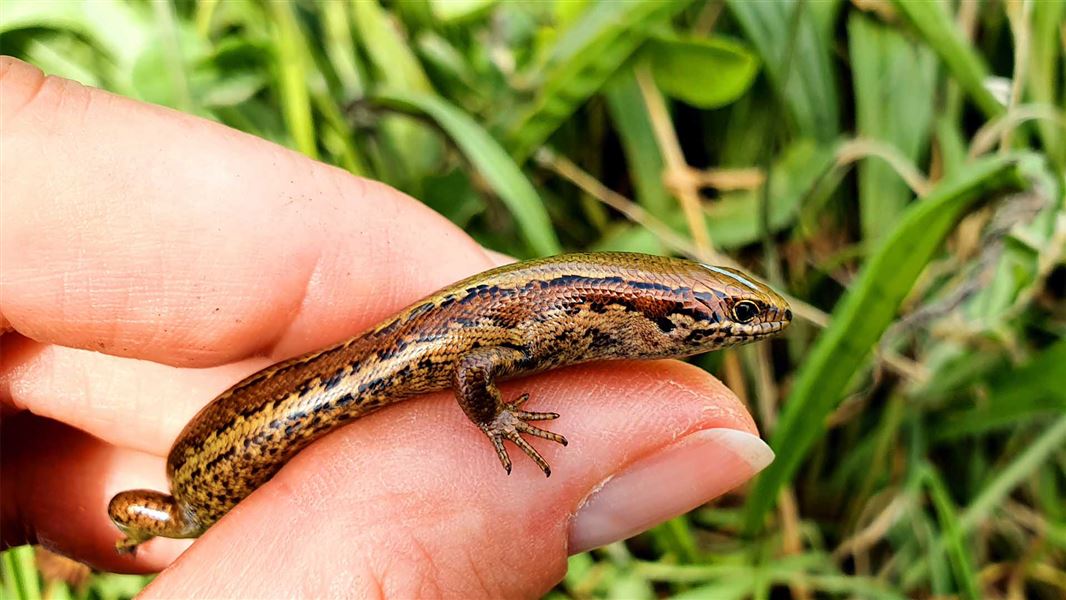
(732, 300, 760, 323)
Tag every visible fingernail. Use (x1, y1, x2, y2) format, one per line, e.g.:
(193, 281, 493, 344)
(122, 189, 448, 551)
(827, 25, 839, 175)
(568, 428, 774, 554)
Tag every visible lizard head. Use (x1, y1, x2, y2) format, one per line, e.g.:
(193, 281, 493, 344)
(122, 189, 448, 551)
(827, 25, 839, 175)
(654, 261, 792, 354)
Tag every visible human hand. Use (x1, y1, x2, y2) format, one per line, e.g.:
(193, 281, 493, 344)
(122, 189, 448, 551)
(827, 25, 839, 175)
(0, 57, 773, 597)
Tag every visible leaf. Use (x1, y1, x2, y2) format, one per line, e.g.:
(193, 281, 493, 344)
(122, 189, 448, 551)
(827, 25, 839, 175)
(646, 34, 759, 109)
(742, 154, 1034, 533)
(848, 13, 937, 240)
(725, 0, 839, 141)
(0, 0, 154, 96)
(196, 65, 267, 108)
(0, 0, 86, 34)
(129, 7, 204, 113)
(0, 0, 147, 65)
(891, 0, 1004, 119)
(17, 35, 102, 87)
(371, 91, 561, 256)
(501, 0, 694, 161)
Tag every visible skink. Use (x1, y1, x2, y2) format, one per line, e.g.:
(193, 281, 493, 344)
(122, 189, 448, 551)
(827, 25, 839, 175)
(109, 252, 791, 552)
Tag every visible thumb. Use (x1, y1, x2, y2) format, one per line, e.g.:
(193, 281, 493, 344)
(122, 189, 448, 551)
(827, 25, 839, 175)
(143, 360, 772, 598)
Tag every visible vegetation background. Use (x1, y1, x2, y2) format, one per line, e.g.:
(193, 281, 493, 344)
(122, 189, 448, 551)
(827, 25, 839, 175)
(1, 0, 1063, 598)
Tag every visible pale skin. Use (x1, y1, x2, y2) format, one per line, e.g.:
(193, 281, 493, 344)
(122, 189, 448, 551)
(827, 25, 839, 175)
(0, 58, 773, 598)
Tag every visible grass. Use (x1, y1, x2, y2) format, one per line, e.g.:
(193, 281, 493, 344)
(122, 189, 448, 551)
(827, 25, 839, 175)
(2, 0, 1064, 598)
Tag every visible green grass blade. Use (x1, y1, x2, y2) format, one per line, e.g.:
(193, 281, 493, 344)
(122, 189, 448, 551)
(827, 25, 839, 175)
(726, 0, 839, 141)
(935, 338, 1066, 440)
(371, 91, 561, 256)
(0, 546, 41, 600)
(146, 1, 191, 112)
(88, 572, 156, 600)
(303, 2, 369, 176)
(638, 553, 907, 600)
(743, 154, 1031, 533)
(801, 575, 907, 600)
(649, 516, 699, 563)
(415, 32, 482, 107)
(501, 0, 694, 162)
(1028, 0, 1065, 167)
(606, 570, 655, 600)
(603, 70, 671, 220)
(902, 414, 1066, 590)
(350, 0, 431, 92)
(919, 464, 981, 599)
(959, 415, 1066, 534)
(321, 0, 364, 98)
(911, 508, 954, 595)
(316, 96, 369, 177)
(351, 0, 439, 184)
(891, 0, 1005, 119)
(268, 1, 317, 159)
(848, 13, 936, 240)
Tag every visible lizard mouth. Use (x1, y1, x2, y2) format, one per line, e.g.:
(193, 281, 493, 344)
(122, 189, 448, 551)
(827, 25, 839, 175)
(741, 311, 792, 339)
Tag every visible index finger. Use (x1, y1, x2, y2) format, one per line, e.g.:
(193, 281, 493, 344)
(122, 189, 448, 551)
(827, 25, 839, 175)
(0, 57, 490, 368)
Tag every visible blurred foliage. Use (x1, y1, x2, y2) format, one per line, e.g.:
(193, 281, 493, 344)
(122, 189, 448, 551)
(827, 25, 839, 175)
(2, 0, 1064, 598)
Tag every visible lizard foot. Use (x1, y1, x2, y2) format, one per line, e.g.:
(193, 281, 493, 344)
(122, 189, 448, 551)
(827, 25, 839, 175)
(480, 393, 568, 477)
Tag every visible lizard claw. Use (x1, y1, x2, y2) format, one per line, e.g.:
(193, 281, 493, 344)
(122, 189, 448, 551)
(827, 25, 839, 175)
(480, 394, 567, 477)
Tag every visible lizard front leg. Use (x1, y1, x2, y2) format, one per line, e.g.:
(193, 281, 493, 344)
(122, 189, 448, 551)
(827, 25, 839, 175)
(452, 347, 568, 476)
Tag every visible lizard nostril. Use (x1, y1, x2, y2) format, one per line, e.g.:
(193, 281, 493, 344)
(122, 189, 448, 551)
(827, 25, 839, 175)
(784, 309, 793, 321)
